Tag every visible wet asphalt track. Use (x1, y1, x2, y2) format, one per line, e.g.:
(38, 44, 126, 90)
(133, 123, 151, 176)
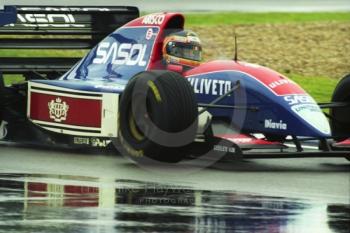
(0, 145, 349, 232)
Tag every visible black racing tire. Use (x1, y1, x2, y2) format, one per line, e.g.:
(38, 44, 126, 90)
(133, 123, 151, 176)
(0, 75, 4, 123)
(0, 77, 4, 136)
(330, 74, 350, 140)
(116, 70, 198, 162)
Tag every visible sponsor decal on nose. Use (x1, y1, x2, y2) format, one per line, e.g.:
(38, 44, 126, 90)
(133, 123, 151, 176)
(187, 77, 232, 96)
(264, 119, 288, 130)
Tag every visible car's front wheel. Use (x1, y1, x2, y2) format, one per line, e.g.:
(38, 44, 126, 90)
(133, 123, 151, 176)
(115, 70, 198, 163)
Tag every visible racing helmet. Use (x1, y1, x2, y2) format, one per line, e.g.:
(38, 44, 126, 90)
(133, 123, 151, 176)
(162, 30, 202, 68)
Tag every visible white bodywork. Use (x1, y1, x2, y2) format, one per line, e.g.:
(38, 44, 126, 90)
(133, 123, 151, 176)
(27, 81, 119, 137)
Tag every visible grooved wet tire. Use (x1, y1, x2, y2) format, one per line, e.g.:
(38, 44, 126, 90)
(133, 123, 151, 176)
(330, 74, 350, 140)
(117, 70, 198, 162)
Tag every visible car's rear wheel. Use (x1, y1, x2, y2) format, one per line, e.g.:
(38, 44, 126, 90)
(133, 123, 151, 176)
(330, 73, 350, 161)
(116, 70, 198, 162)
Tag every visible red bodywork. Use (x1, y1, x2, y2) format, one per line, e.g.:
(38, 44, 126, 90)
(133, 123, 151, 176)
(215, 133, 286, 149)
(184, 60, 306, 96)
(124, 12, 185, 71)
(333, 138, 350, 148)
(30, 92, 102, 128)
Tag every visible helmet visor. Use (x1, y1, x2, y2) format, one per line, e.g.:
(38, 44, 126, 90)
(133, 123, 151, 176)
(166, 42, 202, 62)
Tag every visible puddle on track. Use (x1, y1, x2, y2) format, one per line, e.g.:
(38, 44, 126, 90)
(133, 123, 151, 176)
(0, 174, 348, 233)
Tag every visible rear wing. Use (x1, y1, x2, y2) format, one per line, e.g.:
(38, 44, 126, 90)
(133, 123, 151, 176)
(0, 5, 139, 80)
(0, 6, 17, 27)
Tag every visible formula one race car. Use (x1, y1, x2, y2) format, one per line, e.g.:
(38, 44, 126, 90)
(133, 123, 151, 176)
(0, 6, 349, 162)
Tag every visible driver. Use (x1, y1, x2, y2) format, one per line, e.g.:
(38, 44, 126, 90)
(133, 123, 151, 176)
(162, 30, 202, 72)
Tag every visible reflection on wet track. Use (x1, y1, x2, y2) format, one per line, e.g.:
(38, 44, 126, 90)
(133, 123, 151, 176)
(0, 174, 349, 233)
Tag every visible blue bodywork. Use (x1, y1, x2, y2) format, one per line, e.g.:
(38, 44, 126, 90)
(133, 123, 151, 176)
(0, 6, 17, 26)
(185, 68, 330, 137)
(35, 27, 159, 94)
